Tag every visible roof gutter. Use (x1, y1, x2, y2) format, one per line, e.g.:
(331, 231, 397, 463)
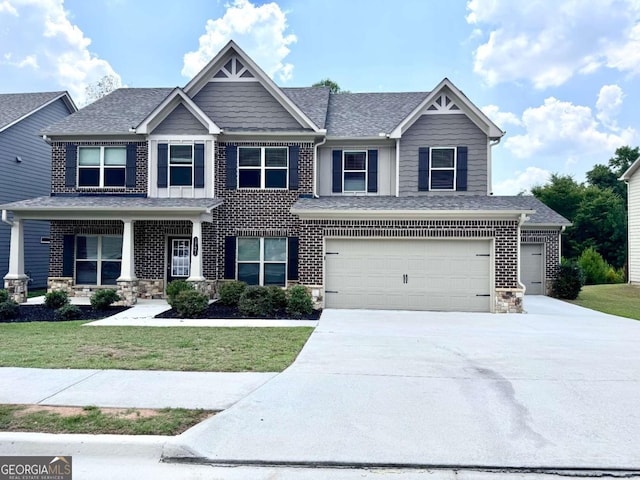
(291, 208, 535, 220)
(2, 210, 12, 226)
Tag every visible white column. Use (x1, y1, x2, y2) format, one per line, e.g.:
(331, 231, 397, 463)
(4, 217, 27, 280)
(117, 219, 137, 281)
(187, 219, 205, 281)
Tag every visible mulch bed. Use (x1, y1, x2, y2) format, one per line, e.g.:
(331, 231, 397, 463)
(155, 302, 321, 321)
(1, 305, 129, 323)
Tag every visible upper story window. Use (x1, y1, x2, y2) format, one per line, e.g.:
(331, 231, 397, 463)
(169, 145, 194, 186)
(238, 147, 288, 189)
(332, 149, 378, 194)
(430, 147, 456, 190)
(343, 151, 367, 192)
(78, 147, 126, 187)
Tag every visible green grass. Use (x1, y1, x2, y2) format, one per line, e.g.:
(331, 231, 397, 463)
(567, 284, 640, 320)
(0, 322, 313, 371)
(0, 404, 213, 435)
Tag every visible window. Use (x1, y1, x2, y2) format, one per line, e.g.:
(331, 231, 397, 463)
(430, 147, 456, 190)
(78, 147, 126, 187)
(238, 147, 288, 189)
(75, 235, 122, 285)
(169, 144, 193, 186)
(343, 151, 367, 192)
(237, 237, 287, 286)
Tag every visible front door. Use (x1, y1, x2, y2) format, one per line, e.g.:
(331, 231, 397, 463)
(167, 237, 191, 284)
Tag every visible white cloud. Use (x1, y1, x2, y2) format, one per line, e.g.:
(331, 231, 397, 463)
(493, 167, 551, 195)
(467, 0, 640, 88)
(481, 104, 522, 129)
(182, 0, 297, 82)
(596, 84, 624, 130)
(0, 0, 121, 105)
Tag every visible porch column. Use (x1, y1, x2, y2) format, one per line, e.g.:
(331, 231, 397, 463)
(117, 219, 137, 281)
(3, 216, 28, 303)
(187, 219, 205, 281)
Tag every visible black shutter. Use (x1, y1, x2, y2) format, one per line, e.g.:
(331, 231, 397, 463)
(126, 143, 137, 188)
(65, 144, 77, 188)
(288, 145, 299, 190)
(194, 143, 205, 188)
(332, 150, 342, 193)
(456, 146, 468, 191)
(418, 147, 430, 191)
(287, 237, 299, 281)
(224, 236, 236, 279)
(62, 235, 74, 277)
(367, 149, 378, 193)
(226, 145, 237, 190)
(157, 143, 168, 188)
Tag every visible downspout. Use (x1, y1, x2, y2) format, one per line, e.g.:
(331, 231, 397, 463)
(313, 136, 327, 198)
(517, 213, 528, 292)
(2, 210, 13, 226)
(488, 137, 501, 195)
(395, 138, 400, 197)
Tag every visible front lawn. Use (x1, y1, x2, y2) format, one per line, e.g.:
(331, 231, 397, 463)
(0, 322, 313, 371)
(567, 284, 640, 320)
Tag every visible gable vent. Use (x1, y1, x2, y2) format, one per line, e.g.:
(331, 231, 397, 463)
(212, 56, 256, 82)
(427, 94, 460, 112)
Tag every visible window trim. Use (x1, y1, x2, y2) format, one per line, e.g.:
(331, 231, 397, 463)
(237, 146, 289, 190)
(236, 237, 288, 286)
(168, 143, 195, 187)
(74, 234, 122, 286)
(429, 147, 457, 191)
(77, 146, 127, 188)
(342, 150, 368, 193)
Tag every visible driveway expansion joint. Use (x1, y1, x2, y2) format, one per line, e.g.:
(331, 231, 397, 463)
(36, 370, 101, 405)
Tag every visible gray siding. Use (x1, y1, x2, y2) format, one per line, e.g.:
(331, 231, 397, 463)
(399, 114, 488, 195)
(193, 82, 303, 130)
(152, 103, 208, 135)
(0, 97, 72, 288)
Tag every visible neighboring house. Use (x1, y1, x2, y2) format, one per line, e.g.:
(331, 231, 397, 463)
(0, 41, 569, 312)
(621, 159, 640, 284)
(0, 92, 76, 290)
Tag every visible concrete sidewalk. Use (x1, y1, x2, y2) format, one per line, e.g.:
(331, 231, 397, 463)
(0, 367, 276, 410)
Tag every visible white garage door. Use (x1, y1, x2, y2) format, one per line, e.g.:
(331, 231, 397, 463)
(521, 243, 544, 295)
(325, 239, 492, 312)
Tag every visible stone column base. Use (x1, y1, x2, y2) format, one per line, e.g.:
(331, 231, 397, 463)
(495, 289, 524, 313)
(117, 280, 139, 306)
(4, 277, 28, 303)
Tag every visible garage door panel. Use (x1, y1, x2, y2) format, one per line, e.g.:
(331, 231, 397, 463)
(325, 239, 491, 312)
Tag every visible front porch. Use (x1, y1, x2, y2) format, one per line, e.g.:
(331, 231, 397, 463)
(1, 196, 222, 305)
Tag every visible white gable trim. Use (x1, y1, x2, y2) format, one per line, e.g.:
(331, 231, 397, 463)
(136, 88, 220, 135)
(621, 157, 640, 181)
(389, 79, 504, 139)
(183, 40, 320, 132)
(0, 92, 77, 134)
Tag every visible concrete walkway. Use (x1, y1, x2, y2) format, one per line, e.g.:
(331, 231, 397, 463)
(166, 297, 640, 471)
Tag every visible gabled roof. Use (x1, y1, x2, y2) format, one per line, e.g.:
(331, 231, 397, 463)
(0, 91, 76, 133)
(389, 79, 504, 139)
(136, 88, 220, 135)
(621, 158, 640, 181)
(281, 87, 330, 130)
(183, 40, 322, 132)
(324, 92, 429, 138)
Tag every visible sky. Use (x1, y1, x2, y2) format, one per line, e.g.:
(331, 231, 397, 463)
(1, 0, 639, 195)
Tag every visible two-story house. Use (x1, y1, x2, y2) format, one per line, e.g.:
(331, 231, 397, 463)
(0, 92, 76, 290)
(0, 41, 569, 313)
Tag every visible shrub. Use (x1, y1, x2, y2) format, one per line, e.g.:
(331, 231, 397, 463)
(218, 281, 246, 306)
(286, 285, 313, 316)
(238, 286, 275, 317)
(55, 303, 82, 321)
(0, 300, 19, 320)
(578, 247, 611, 285)
(605, 266, 625, 284)
(0, 289, 8, 303)
(44, 290, 69, 309)
(173, 289, 209, 318)
(267, 285, 287, 310)
(90, 289, 120, 309)
(551, 260, 585, 300)
(166, 280, 194, 307)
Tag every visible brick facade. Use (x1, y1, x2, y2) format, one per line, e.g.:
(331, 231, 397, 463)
(521, 228, 561, 293)
(51, 141, 148, 195)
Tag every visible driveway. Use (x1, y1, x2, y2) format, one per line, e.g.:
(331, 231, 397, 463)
(166, 296, 640, 471)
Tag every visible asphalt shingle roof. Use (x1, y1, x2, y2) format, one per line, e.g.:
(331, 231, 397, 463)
(292, 195, 570, 226)
(325, 92, 430, 137)
(0, 92, 67, 131)
(42, 88, 172, 136)
(0, 196, 222, 211)
(282, 87, 330, 129)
